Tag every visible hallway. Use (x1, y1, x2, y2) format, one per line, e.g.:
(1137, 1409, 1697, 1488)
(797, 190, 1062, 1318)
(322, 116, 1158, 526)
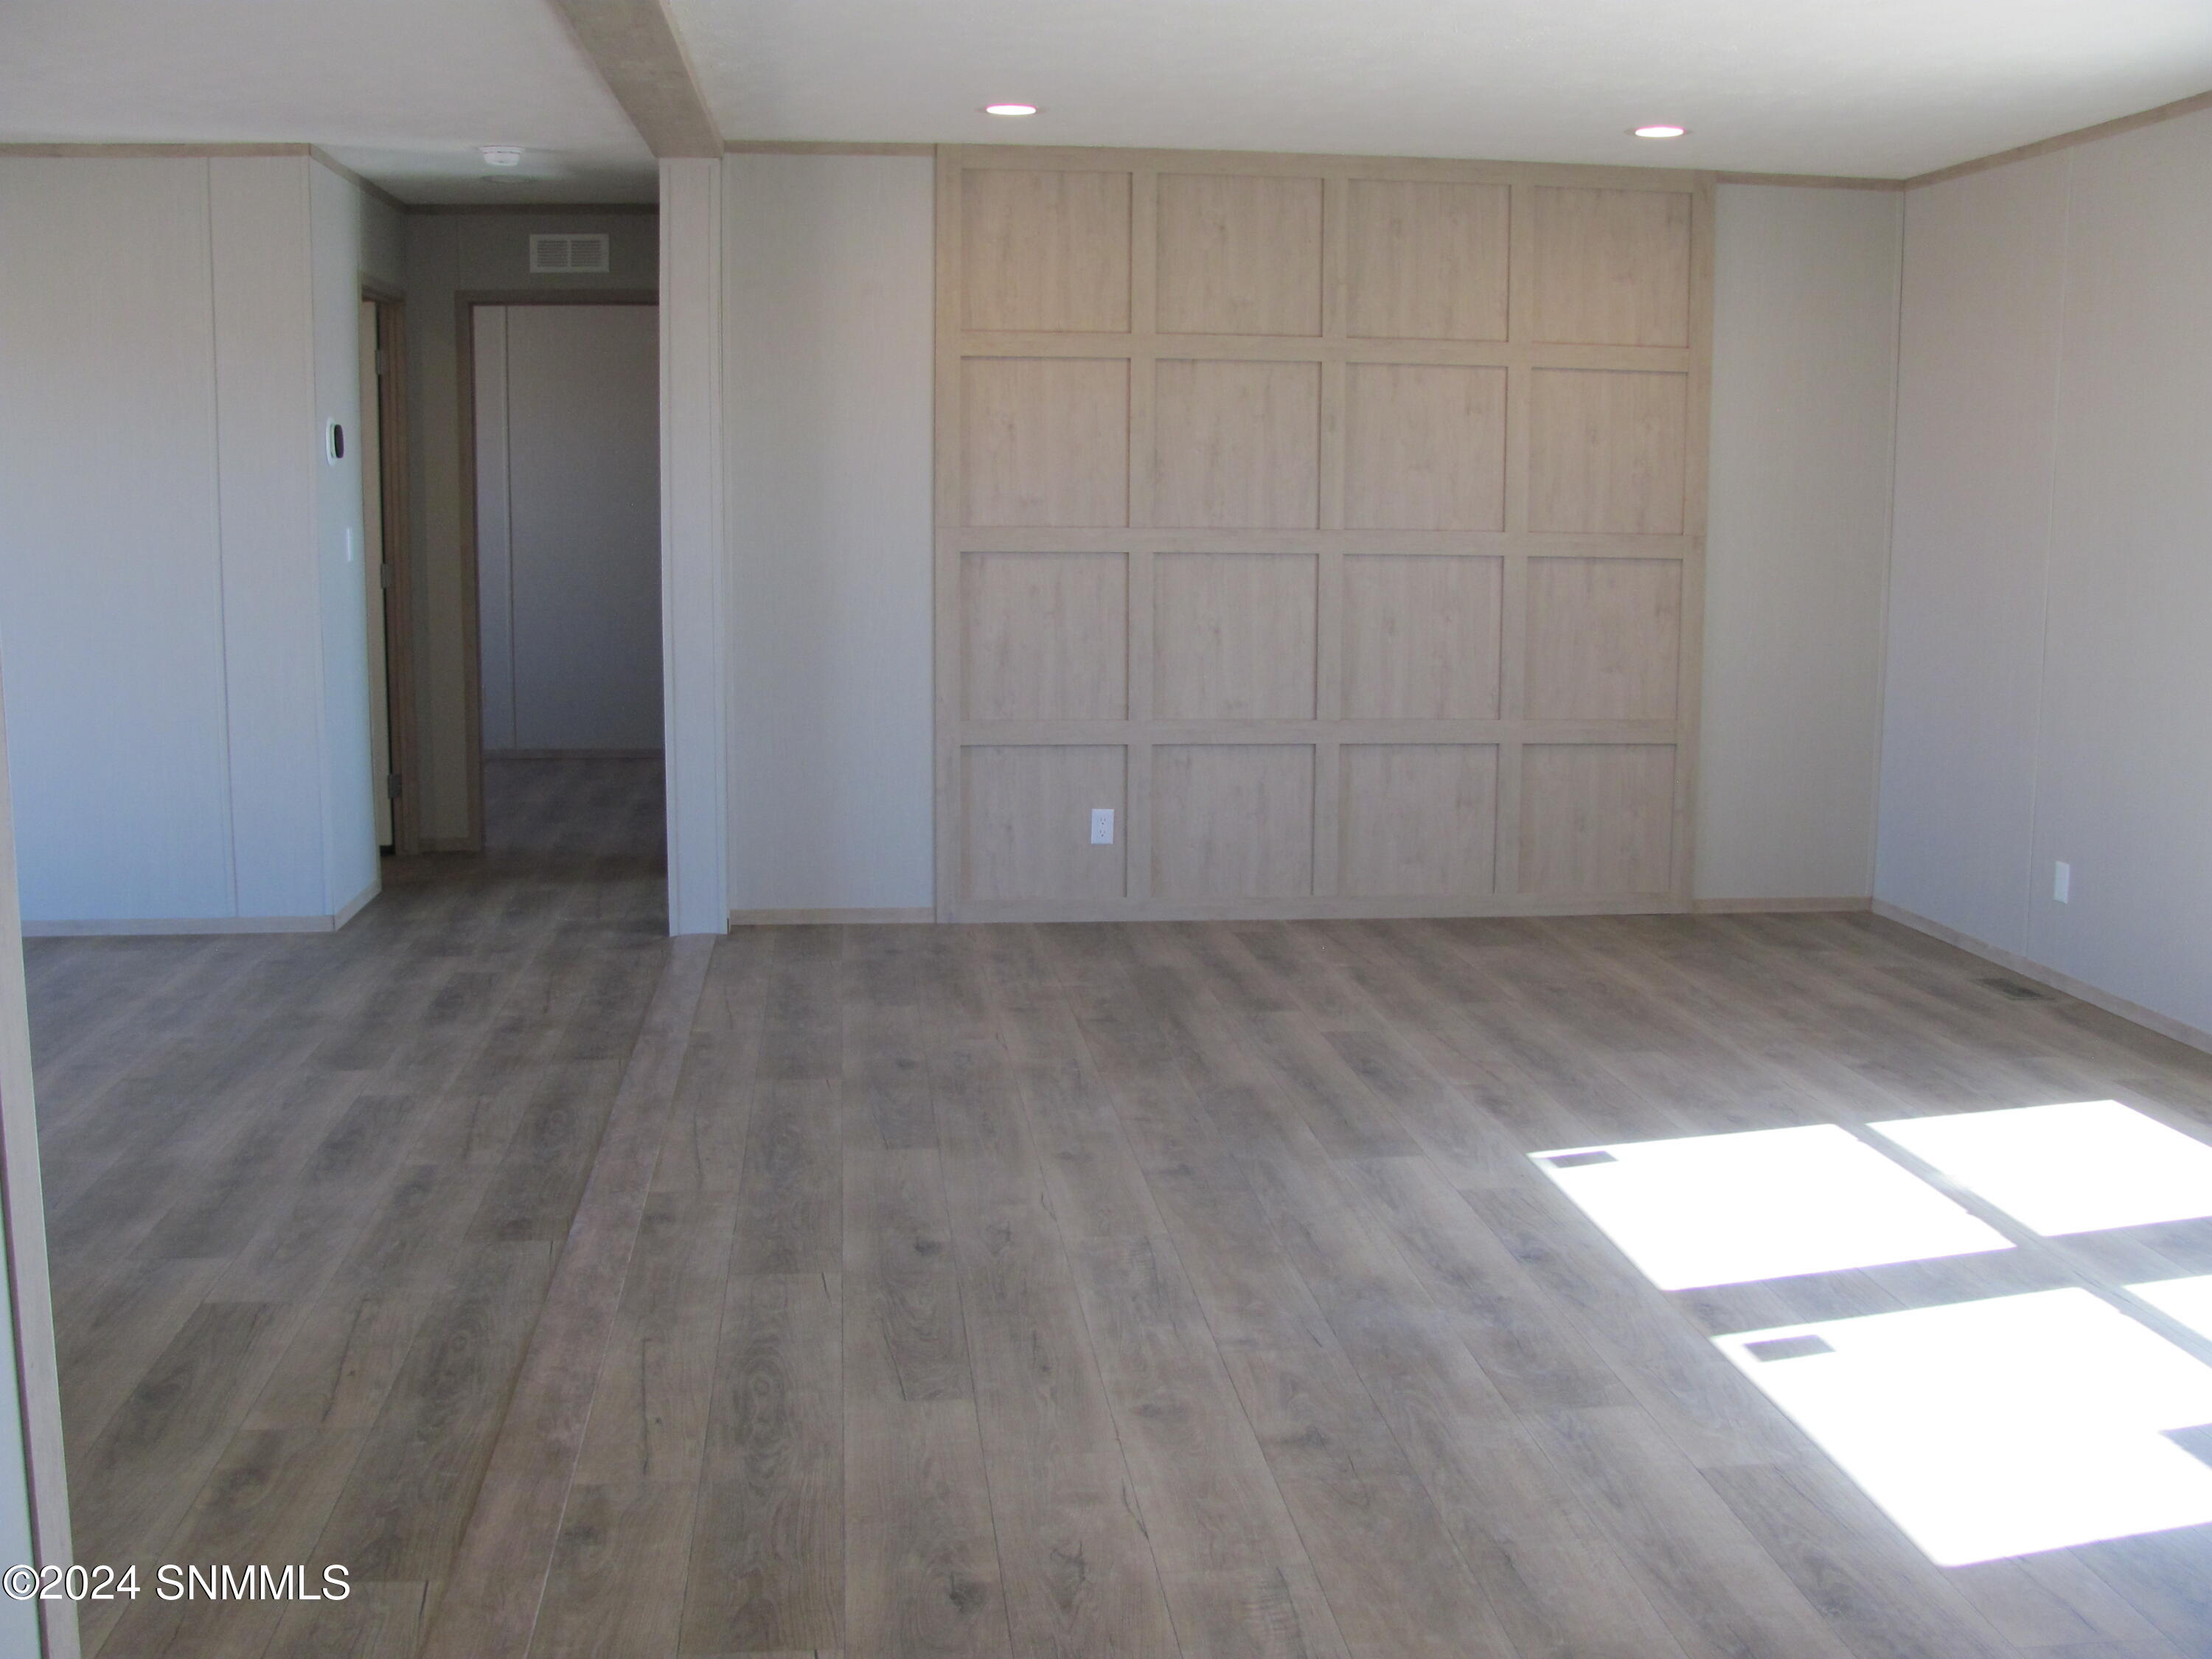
(32, 757, 667, 1655)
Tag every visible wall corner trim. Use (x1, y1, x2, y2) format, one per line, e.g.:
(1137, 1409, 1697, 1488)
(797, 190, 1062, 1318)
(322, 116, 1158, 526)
(658, 156, 731, 936)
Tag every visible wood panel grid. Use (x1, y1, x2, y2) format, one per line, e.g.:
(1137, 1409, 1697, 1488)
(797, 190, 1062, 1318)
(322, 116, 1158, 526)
(937, 145, 1713, 921)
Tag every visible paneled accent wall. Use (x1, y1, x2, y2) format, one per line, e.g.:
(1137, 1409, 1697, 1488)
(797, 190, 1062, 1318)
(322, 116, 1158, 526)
(936, 146, 1712, 920)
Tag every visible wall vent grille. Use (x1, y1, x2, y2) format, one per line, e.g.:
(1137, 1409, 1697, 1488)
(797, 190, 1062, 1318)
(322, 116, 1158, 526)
(529, 233, 611, 275)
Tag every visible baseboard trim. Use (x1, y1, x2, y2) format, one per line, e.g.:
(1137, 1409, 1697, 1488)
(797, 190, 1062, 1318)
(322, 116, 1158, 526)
(29, 908, 352, 938)
(1691, 896, 1872, 914)
(485, 748, 664, 761)
(418, 836, 478, 853)
(728, 907, 935, 926)
(1871, 900, 2212, 1061)
(331, 878, 380, 931)
(941, 894, 1691, 923)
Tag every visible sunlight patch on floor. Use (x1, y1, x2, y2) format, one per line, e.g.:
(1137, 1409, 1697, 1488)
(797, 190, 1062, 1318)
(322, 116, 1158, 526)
(1873, 1101, 2212, 1235)
(1717, 1289, 2212, 1565)
(1528, 1123, 2012, 1290)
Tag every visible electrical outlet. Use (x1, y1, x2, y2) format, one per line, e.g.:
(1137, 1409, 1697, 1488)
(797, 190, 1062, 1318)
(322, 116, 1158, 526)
(2054, 861, 2071, 903)
(1091, 807, 1115, 846)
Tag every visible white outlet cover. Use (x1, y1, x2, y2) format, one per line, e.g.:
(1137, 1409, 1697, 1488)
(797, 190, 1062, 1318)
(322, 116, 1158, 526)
(2054, 861, 2071, 902)
(1090, 807, 1115, 845)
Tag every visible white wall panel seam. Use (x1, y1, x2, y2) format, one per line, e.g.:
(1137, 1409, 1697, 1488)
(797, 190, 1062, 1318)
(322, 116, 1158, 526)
(203, 157, 244, 917)
(2020, 147, 2074, 964)
(1866, 192, 1907, 900)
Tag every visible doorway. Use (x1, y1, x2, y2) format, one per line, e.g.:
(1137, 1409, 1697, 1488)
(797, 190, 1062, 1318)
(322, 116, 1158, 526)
(460, 296, 661, 859)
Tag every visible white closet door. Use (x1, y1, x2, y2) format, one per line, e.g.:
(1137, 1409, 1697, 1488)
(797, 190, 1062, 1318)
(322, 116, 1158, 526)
(498, 304, 663, 752)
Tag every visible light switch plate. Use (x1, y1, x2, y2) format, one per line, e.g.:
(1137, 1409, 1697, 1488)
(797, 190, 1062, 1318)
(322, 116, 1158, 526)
(2054, 861, 2071, 903)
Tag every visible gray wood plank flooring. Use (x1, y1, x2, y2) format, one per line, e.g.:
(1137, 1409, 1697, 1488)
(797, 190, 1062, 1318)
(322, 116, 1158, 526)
(30, 757, 2212, 1656)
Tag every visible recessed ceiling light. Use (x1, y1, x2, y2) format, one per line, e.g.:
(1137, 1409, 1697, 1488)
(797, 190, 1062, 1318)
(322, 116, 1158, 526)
(1632, 125, 1688, 139)
(480, 145, 525, 167)
(984, 104, 1039, 117)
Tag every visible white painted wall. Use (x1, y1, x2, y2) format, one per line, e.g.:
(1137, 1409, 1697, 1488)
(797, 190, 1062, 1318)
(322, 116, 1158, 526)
(1879, 107, 2212, 1037)
(723, 153, 934, 915)
(215, 156, 324, 919)
(1877, 154, 2067, 953)
(664, 159, 731, 933)
(474, 305, 663, 753)
(403, 211, 658, 844)
(1697, 184, 1901, 903)
(311, 161, 395, 914)
(0, 154, 397, 928)
(0, 158, 236, 922)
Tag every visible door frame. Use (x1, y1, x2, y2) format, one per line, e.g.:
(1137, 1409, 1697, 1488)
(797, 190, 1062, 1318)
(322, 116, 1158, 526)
(454, 291, 661, 850)
(361, 283, 422, 855)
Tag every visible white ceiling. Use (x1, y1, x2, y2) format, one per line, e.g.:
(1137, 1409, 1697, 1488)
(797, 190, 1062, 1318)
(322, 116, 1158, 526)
(671, 0, 2212, 179)
(0, 0, 657, 204)
(3, 0, 2209, 198)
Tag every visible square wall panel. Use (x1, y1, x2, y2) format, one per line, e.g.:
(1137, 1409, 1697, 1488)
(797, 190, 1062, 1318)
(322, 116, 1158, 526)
(1528, 186, 1693, 347)
(961, 552, 1128, 721)
(1153, 360, 1321, 529)
(961, 169, 1132, 333)
(1519, 744, 1675, 896)
(1340, 745, 1498, 897)
(1156, 173, 1323, 336)
(962, 745, 1127, 902)
(1524, 557, 1683, 720)
(1528, 369, 1688, 535)
(1154, 552, 1317, 721)
(961, 358, 1129, 527)
(1344, 178, 1509, 341)
(1340, 555, 1501, 720)
(1344, 364, 1506, 531)
(1153, 745, 1314, 900)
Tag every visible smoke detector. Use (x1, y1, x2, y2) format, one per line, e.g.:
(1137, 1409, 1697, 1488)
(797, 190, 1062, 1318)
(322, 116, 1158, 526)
(480, 145, 526, 168)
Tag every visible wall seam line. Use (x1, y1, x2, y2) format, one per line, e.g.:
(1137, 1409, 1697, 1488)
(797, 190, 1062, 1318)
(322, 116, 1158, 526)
(2021, 148, 2074, 970)
(206, 157, 244, 917)
(1867, 187, 1907, 903)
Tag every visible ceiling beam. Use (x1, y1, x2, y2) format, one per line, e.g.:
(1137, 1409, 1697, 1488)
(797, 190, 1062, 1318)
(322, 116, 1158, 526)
(546, 0, 722, 159)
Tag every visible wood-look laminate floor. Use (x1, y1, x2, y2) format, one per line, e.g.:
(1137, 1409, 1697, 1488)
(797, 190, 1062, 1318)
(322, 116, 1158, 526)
(32, 759, 2212, 1658)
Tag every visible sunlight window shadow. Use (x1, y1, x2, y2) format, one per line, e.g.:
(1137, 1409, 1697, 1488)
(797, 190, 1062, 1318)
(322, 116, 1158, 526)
(1716, 1289, 2212, 1565)
(1528, 1123, 2012, 1290)
(1873, 1100, 2212, 1235)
